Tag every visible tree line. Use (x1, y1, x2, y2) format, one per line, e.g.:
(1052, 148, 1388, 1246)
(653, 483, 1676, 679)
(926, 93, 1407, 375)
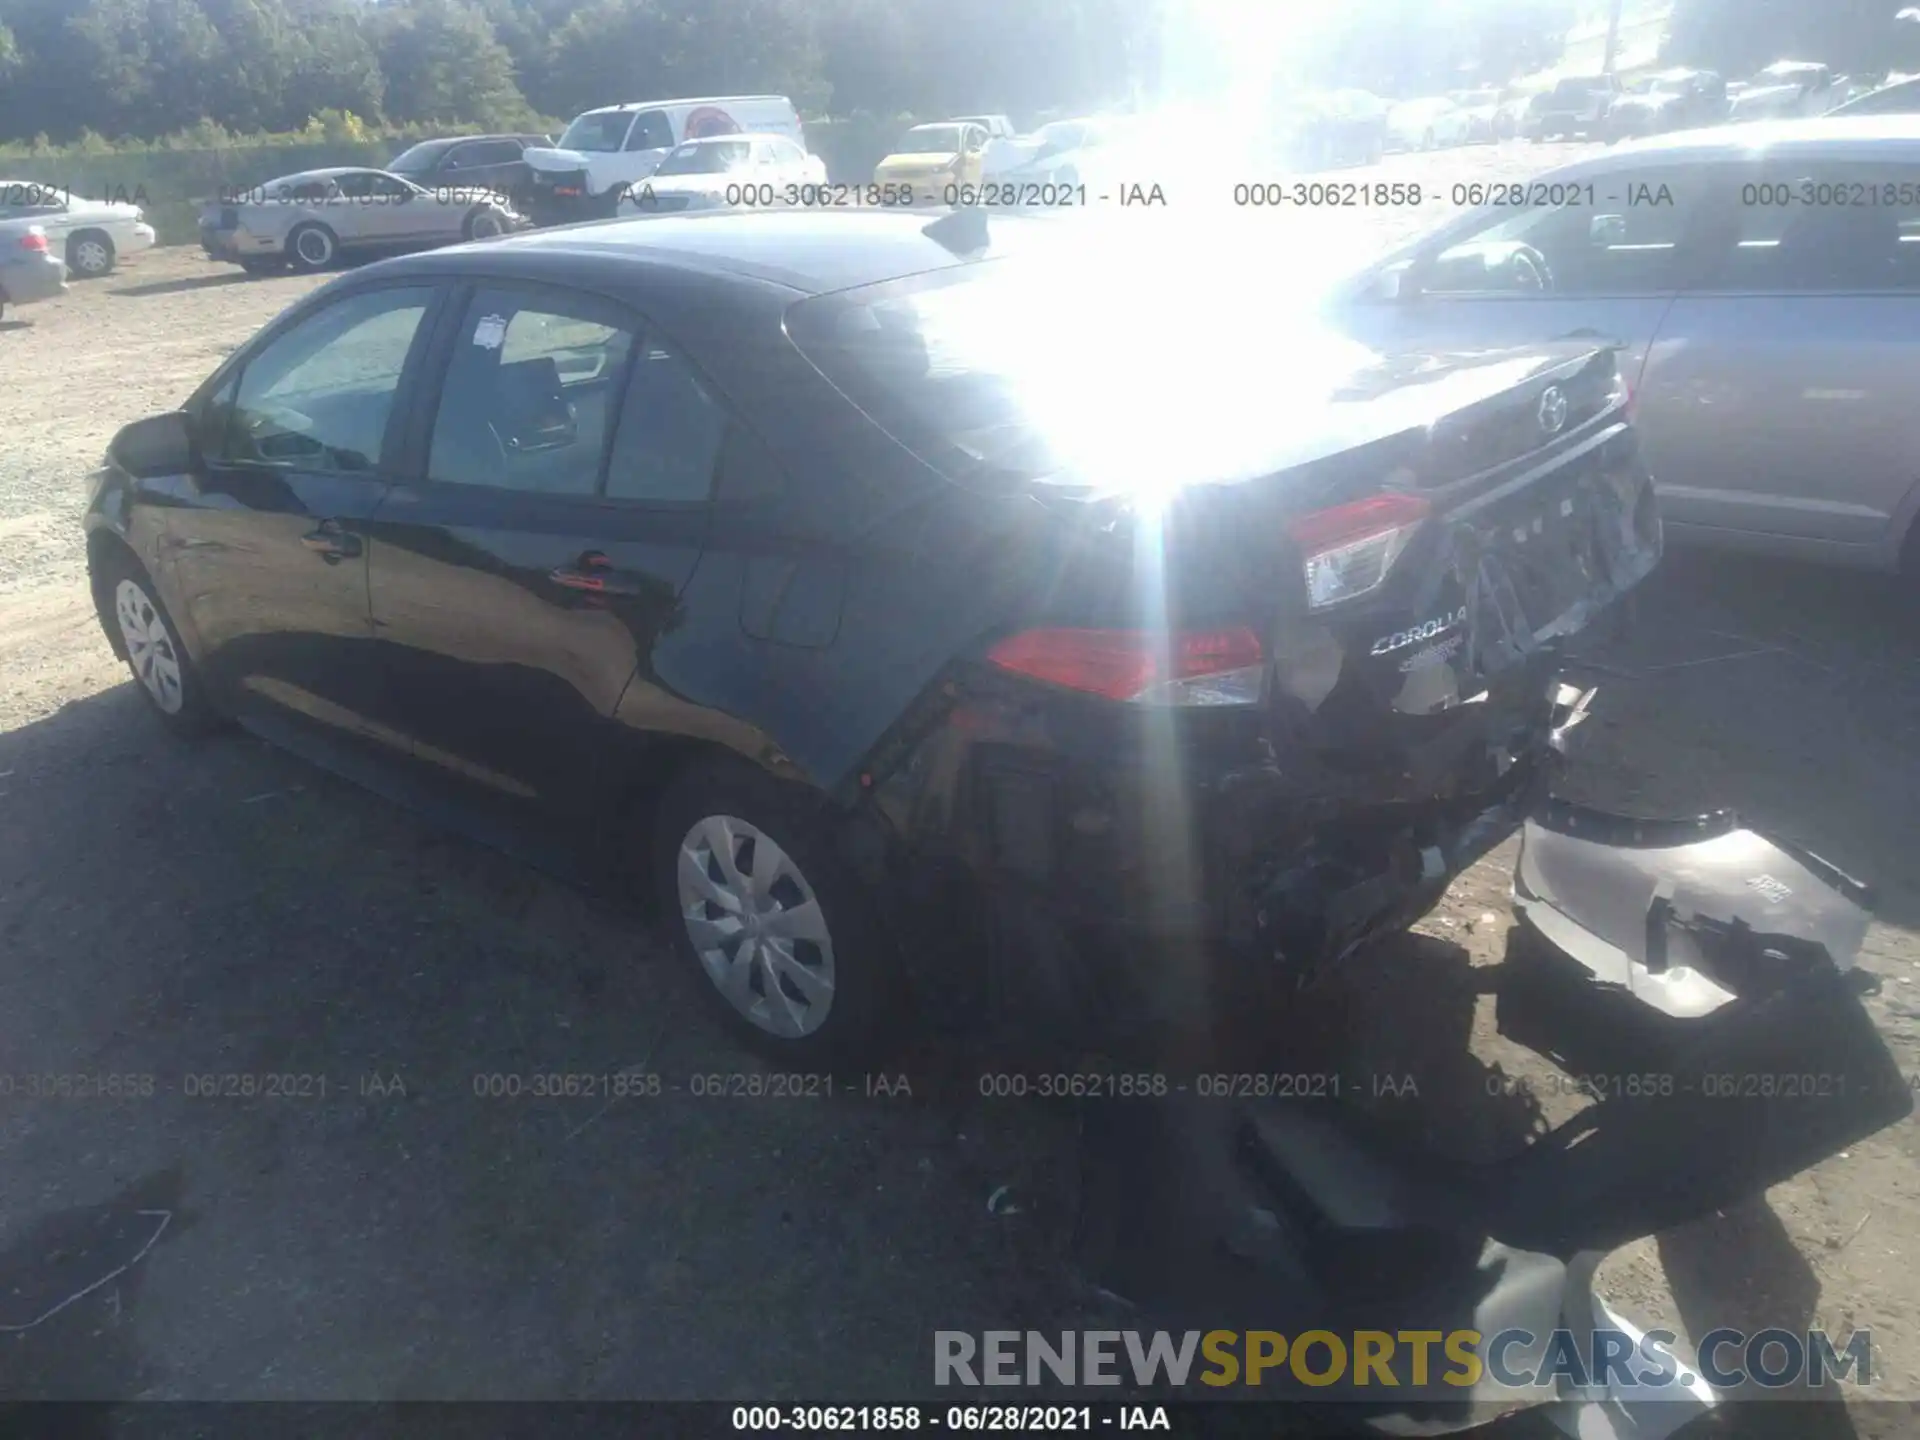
(1, 0, 1897, 152)
(0, 0, 1601, 149)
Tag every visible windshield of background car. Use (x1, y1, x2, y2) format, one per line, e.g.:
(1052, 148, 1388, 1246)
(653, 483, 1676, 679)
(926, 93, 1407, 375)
(558, 112, 634, 152)
(786, 260, 1489, 500)
(900, 127, 962, 154)
(1553, 78, 1606, 99)
(655, 140, 751, 176)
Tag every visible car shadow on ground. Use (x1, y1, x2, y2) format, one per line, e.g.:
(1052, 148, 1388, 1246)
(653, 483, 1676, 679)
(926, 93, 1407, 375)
(1565, 549, 1920, 932)
(0, 318, 33, 332)
(0, 682, 1104, 1400)
(0, 543, 1912, 1407)
(112, 273, 257, 299)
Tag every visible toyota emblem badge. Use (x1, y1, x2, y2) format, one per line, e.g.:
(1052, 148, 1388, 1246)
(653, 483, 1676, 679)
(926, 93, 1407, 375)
(1537, 384, 1569, 437)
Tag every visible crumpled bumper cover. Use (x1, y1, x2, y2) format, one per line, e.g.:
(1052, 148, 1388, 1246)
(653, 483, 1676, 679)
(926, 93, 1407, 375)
(1074, 796, 1907, 1436)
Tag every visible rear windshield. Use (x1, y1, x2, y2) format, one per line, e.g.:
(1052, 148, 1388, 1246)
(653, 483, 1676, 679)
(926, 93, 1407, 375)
(1553, 78, 1608, 99)
(787, 260, 1415, 498)
(558, 112, 633, 152)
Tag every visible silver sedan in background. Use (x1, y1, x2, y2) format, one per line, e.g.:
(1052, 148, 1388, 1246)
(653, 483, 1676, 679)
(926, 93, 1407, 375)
(0, 221, 66, 323)
(1328, 115, 1920, 575)
(198, 167, 523, 275)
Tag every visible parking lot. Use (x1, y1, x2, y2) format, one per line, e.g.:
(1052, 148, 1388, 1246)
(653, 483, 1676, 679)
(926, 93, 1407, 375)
(3, 141, 1919, 1427)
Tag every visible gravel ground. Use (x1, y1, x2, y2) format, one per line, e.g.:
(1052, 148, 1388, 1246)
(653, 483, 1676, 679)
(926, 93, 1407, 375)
(2, 143, 1917, 1431)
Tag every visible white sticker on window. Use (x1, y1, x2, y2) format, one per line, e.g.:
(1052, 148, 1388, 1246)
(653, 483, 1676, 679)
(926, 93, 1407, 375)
(472, 314, 509, 349)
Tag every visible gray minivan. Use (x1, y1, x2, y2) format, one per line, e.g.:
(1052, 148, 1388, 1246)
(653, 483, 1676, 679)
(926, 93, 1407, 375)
(1330, 115, 1920, 573)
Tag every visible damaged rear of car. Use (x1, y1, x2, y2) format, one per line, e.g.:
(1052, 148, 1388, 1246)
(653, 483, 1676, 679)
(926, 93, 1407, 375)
(789, 259, 1661, 1045)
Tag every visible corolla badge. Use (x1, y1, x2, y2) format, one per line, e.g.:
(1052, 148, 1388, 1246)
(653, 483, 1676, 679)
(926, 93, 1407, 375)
(1537, 384, 1569, 436)
(1370, 607, 1467, 657)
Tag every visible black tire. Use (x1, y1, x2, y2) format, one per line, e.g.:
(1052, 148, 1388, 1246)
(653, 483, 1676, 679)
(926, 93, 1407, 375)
(286, 222, 338, 274)
(462, 206, 509, 242)
(94, 548, 222, 737)
(652, 760, 900, 1069)
(67, 229, 116, 279)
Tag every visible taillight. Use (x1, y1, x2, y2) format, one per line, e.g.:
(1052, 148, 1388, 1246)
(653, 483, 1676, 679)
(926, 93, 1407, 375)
(1286, 493, 1430, 610)
(17, 230, 47, 253)
(987, 625, 1265, 706)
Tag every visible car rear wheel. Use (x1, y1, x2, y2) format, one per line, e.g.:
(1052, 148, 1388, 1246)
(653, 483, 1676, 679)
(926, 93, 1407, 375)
(653, 762, 898, 1068)
(464, 206, 508, 241)
(98, 555, 220, 736)
(67, 230, 116, 279)
(286, 223, 337, 273)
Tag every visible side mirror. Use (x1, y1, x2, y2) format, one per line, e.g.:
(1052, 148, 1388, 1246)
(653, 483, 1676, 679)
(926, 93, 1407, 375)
(1366, 265, 1410, 302)
(111, 411, 195, 479)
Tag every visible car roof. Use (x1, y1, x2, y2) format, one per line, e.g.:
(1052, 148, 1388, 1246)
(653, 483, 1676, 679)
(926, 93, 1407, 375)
(271, 167, 382, 185)
(374, 208, 1055, 298)
(576, 96, 789, 117)
(1545, 114, 1920, 169)
(669, 133, 789, 146)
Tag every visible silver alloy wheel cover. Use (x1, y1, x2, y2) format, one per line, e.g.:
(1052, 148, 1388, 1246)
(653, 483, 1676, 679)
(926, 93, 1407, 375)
(677, 814, 836, 1038)
(74, 238, 111, 273)
(470, 210, 502, 238)
(114, 578, 185, 714)
(294, 228, 332, 266)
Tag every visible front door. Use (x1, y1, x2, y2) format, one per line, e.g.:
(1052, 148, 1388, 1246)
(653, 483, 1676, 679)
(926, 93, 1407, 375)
(1634, 158, 1920, 552)
(1340, 162, 1710, 390)
(364, 281, 724, 817)
(165, 282, 443, 742)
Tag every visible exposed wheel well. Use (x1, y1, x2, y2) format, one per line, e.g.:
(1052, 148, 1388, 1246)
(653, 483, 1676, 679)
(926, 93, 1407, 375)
(601, 736, 882, 902)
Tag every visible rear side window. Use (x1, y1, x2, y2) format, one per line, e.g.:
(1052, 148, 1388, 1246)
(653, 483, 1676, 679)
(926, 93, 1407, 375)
(604, 339, 729, 503)
(1693, 164, 1920, 292)
(220, 286, 433, 470)
(427, 289, 636, 495)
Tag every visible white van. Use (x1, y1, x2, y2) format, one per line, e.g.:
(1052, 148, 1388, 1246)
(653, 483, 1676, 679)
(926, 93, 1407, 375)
(524, 95, 805, 223)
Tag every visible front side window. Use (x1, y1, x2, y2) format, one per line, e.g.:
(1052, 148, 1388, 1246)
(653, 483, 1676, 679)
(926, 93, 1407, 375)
(220, 286, 433, 471)
(558, 111, 634, 153)
(1421, 167, 1702, 295)
(1694, 163, 1920, 293)
(605, 340, 729, 503)
(427, 290, 636, 496)
(388, 143, 450, 177)
(462, 141, 521, 167)
(627, 111, 676, 151)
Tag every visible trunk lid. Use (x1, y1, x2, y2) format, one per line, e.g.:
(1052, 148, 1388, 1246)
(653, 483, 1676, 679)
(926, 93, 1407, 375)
(1026, 342, 1658, 732)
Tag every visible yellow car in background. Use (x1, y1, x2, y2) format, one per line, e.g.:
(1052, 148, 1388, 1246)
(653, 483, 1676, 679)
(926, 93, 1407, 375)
(873, 122, 990, 203)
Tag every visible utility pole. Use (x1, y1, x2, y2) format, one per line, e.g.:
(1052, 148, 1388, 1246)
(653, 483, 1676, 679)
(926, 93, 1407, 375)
(1601, 0, 1626, 73)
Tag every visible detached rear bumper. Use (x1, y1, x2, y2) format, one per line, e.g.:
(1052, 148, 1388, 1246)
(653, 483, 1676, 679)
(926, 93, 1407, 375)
(1069, 799, 1905, 1434)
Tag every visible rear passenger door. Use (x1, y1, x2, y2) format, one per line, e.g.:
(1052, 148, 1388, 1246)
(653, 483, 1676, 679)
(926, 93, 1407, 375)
(364, 282, 726, 816)
(442, 139, 524, 197)
(1635, 159, 1920, 553)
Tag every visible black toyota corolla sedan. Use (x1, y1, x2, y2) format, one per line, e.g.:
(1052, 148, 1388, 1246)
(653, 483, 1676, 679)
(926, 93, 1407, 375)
(84, 208, 1661, 1064)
